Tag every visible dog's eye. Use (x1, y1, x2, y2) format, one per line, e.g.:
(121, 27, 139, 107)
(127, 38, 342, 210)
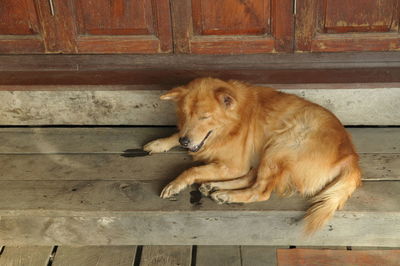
(199, 116, 211, 120)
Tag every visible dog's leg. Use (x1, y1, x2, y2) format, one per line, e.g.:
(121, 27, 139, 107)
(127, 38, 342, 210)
(143, 133, 179, 154)
(199, 168, 256, 196)
(160, 163, 245, 199)
(210, 160, 287, 204)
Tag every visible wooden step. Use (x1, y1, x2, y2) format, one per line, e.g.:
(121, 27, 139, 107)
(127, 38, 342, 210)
(1, 84, 400, 125)
(0, 127, 399, 246)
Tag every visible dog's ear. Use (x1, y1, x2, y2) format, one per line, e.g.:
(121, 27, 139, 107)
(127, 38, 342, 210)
(215, 87, 236, 109)
(160, 86, 186, 101)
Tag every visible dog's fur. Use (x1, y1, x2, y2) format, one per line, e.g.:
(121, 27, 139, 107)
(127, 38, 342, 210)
(144, 77, 362, 233)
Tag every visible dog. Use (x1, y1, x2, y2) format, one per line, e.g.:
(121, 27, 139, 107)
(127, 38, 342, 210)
(144, 77, 362, 233)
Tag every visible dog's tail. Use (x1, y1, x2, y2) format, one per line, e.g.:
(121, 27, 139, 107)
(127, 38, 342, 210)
(304, 156, 361, 234)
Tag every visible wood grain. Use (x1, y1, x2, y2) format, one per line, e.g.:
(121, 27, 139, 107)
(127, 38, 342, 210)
(172, 0, 293, 54)
(196, 246, 241, 266)
(140, 246, 191, 266)
(52, 246, 137, 266)
(0, 0, 46, 53)
(0, 153, 398, 181)
(1, 88, 399, 125)
(295, 0, 400, 52)
(0, 246, 53, 266)
(241, 246, 282, 266)
(1, 127, 398, 154)
(277, 249, 400, 266)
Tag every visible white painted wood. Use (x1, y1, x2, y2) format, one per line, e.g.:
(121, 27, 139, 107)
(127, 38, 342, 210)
(52, 246, 137, 266)
(1, 127, 399, 154)
(1, 87, 399, 125)
(0, 181, 398, 246)
(140, 246, 191, 266)
(0, 246, 53, 266)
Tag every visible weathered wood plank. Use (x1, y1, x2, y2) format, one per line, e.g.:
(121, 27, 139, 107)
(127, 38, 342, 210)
(0, 154, 192, 181)
(241, 246, 283, 266)
(0, 181, 399, 246)
(1, 127, 399, 154)
(196, 246, 241, 266)
(276, 249, 400, 266)
(1, 88, 399, 125)
(0, 127, 176, 154)
(0, 180, 398, 213)
(0, 153, 398, 181)
(140, 246, 191, 266)
(52, 246, 137, 266)
(0, 246, 53, 266)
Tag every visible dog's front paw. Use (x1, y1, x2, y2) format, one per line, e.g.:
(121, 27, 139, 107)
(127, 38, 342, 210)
(210, 191, 230, 204)
(143, 139, 169, 154)
(160, 180, 187, 199)
(199, 182, 217, 196)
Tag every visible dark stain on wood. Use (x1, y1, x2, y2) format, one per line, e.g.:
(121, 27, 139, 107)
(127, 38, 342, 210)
(121, 149, 150, 157)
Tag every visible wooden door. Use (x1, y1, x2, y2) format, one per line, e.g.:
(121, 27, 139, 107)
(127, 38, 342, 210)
(296, 0, 400, 52)
(171, 0, 294, 54)
(0, 0, 46, 53)
(52, 0, 173, 53)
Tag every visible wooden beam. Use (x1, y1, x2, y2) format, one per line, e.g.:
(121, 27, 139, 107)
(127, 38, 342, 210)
(1, 52, 400, 85)
(0, 87, 399, 125)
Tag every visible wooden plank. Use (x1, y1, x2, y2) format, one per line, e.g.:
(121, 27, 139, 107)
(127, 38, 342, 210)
(1, 127, 399, 154)
(241, 246, 282, 266)
(2, 52, 400, 72)
(0, 181, 399, 246)
(277, 249, 400, 266)
(0, 88, 399, 125)
(0, 154, 192, 181)
(196, 246, 241, 266)
(0, 180, 398, 213)
(140, 246, 191, 266)
(0, 153, 397, 181)
(0, 246, 53, 266)
(0, 127, 176, 154)
(349, 128, 400, 154)
(1, 68, 400, 85)
(52, 246, 137, 266)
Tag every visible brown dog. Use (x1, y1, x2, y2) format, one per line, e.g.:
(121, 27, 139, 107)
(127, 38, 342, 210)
(144, 77, 361, 233)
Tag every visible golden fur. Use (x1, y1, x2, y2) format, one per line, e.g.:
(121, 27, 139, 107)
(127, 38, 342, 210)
(144, 77, 362, 233)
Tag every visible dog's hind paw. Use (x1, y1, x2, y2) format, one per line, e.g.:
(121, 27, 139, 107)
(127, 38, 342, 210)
(210, 191, 230, 204)
(199, 183, 216, 196)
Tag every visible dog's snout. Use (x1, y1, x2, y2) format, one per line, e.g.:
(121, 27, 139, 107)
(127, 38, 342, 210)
(179, 136, 190, 147)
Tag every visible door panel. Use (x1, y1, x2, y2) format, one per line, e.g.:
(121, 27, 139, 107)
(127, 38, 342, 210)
(0, 0, 45, 53)
(67, 0, 172, 53)
(172, 0, 294, 54)
(296, 0, 400, 52)
(192, 0, 270, 35)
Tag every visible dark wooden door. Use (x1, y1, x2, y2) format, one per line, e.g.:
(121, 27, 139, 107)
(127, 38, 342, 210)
(296, 0, 400, 52)
(60, 0, 172, 53)
(171, 0, 294, 54)
(0, 0, 46, 53)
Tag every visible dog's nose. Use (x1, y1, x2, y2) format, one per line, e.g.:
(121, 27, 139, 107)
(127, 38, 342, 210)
(179, 136, 190, 147)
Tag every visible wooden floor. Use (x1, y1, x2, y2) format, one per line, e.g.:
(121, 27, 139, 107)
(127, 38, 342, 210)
(1, 245, 399, 266)
(0, 127, 399, 248)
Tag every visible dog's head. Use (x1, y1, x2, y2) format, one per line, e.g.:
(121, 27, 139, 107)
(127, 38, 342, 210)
(160, 78, 241, 152)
